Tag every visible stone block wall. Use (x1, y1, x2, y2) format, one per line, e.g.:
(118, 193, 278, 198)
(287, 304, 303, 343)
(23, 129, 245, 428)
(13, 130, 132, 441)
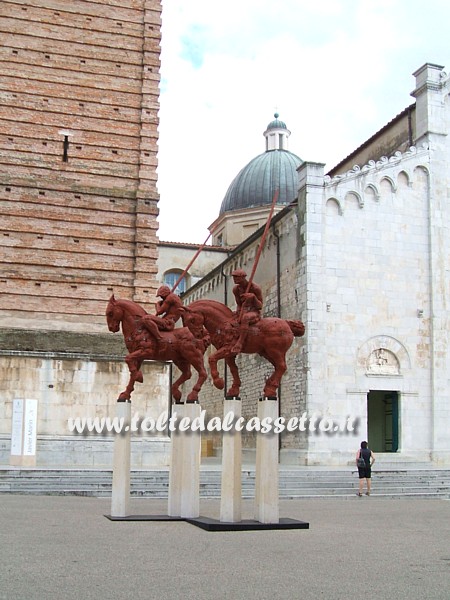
(0, 0, 162, 331)
(0, 353, 171, 467)
(183, 209, 307, 452)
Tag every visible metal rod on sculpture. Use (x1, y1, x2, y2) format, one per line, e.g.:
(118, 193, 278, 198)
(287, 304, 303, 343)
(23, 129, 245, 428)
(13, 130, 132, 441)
(245, 189, 279, 293)
(170, 224, 217, 293)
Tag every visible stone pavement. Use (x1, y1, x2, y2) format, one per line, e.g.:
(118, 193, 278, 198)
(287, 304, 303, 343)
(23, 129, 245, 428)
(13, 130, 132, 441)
(0, 495, 449, 600)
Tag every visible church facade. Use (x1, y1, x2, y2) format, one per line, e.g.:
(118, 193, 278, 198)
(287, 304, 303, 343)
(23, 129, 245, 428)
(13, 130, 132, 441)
(183, 63, 450, 466)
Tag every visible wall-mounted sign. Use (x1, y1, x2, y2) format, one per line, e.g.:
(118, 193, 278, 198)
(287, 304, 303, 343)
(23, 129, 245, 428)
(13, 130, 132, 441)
(10, 399, 38, 467)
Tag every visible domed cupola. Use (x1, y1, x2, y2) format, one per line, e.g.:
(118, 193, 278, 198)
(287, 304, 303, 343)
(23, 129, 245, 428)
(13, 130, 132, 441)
(219, 114, 302, 215)
(264, 112, 289, 151)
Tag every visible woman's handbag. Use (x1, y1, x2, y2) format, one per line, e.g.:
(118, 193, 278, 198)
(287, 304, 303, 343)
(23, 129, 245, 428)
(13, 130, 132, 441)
(357, 451, 366, 468)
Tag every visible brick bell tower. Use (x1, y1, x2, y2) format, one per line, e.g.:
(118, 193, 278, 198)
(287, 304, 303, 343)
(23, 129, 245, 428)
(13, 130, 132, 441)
(0, 0, 161, 342)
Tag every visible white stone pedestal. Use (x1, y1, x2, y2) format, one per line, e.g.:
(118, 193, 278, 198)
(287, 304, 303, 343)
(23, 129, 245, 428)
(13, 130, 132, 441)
(168, 403, 201, 519)
(220, 399, 242, 523)
(255, 398, 279, 524)
(111, 401, 131, 518)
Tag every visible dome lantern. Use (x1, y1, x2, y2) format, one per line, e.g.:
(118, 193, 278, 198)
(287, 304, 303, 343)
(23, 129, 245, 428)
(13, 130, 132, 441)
(263, 112, 291, 151)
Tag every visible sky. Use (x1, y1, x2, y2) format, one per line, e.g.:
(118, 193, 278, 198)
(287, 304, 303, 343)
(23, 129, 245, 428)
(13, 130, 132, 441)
(156, 0, 450, 243)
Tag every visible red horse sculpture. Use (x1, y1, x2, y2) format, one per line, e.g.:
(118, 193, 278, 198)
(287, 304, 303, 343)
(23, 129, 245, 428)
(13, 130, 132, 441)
(106, 295, 209, 403)
(182, 299, 305, 398)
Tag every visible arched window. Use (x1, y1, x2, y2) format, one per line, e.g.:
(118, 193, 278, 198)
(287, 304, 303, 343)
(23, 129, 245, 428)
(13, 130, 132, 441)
(163, 270, 187, 293)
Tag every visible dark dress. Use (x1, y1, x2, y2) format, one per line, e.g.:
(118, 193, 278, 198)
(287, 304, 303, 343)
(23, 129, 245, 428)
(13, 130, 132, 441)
(358, 447, 372, 479)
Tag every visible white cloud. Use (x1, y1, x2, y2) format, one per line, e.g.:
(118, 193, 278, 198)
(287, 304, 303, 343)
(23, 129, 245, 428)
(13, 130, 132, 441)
(157, 0, 450, 242)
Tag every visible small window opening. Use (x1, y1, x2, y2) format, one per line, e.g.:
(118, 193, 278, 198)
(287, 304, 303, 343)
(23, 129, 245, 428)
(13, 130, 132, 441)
(63, 135, 69, 162)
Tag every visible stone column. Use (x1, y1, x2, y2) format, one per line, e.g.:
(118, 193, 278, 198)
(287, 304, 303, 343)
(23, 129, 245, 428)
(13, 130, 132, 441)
(168, 403, 201, 518)
(254, 398, 279, 524)
(220, 399, 242, 523)
(111, 401, 131, 518)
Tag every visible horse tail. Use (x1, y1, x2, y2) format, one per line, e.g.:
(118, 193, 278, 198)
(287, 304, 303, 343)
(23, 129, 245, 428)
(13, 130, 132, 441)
(286, 319, 305, 337)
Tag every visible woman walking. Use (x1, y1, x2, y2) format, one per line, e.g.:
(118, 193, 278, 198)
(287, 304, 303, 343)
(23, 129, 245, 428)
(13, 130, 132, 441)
(356, 441, 375, 496)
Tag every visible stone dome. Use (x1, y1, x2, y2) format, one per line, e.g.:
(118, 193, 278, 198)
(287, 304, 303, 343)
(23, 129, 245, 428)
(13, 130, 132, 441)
(219, 114, 302, 215)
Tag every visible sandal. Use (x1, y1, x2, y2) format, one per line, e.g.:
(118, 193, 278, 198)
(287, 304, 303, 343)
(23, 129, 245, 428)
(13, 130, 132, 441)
(356, 492, 362, 497)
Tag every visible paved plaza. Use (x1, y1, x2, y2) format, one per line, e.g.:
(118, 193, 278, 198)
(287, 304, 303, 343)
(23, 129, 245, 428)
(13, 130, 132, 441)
(0, 495, 449, 600)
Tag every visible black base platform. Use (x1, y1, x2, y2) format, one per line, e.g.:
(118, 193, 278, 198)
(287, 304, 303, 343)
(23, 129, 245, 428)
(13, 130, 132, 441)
(105, 514, 183, 522)
(187, 517, 309, 532)
(105, 514, 309, 531)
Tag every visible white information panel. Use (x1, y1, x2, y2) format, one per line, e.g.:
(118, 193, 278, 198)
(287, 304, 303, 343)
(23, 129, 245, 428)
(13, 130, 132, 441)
(10, 399, 38, 464)
(23, 399, 38, 456)
(11, 399, 24, 456)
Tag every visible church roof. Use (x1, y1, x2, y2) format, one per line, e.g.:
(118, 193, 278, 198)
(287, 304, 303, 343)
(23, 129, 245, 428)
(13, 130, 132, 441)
(219, 114, 303, 214)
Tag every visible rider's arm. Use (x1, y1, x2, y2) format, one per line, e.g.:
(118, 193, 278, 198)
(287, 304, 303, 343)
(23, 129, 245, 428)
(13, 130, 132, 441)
(254, 285, 263, 309)
(233, 287, 243, 309)
(156, 298, 171, 316)
(253, 293, 263, 310)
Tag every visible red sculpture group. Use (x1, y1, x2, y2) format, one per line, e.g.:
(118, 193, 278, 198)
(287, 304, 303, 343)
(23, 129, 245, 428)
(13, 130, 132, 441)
(106, 271, 305, 403)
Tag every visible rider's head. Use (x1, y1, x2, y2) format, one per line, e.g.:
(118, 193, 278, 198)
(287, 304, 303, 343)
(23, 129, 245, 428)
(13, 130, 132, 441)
(157, 285, 171, 298)
(231, 269, 247, 283)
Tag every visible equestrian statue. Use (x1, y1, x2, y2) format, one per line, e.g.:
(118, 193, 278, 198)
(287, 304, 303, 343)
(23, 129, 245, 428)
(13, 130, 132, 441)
(182, 269, 305, 399)
(106, 190, 304, 402)
(106, 286, 209, 403)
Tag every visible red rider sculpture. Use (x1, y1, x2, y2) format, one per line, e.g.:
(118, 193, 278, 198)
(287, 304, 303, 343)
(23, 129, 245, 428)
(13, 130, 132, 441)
(140, 285, 183, 342)
(230, 269, 263, 354)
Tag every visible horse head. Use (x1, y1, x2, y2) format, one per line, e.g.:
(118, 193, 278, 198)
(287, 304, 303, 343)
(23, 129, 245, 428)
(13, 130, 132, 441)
(181, 306, 205, 328)
(106, 294, 122, 333)
(106, 295, 148, 335)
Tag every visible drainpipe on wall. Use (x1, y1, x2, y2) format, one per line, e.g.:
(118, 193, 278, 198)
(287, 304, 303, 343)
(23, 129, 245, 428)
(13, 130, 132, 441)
(272, 225, 282, 454)
(273, 225, 281, 319)
(221, 265, 228, 393)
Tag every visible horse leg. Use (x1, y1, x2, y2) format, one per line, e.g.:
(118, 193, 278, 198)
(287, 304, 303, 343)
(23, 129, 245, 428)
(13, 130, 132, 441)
(261, 351, 287, 398)
(208, 346, 233, 390)
(186, 353, 208, 403)
(225, 355, 241, 398)
(119, 353, 145, 401)
(171, 360, 192, 403)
